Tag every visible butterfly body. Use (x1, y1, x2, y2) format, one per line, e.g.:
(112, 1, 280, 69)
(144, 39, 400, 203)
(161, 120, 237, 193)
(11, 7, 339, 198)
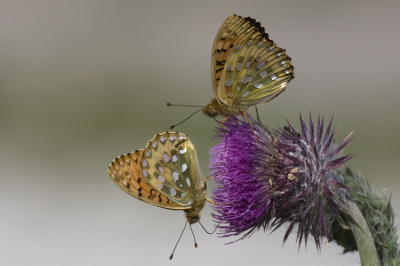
(203, 97, 246, 117)
(108, 132, 207, 224)
(206, 14, 294, 118)
(183, 183, 207, 224)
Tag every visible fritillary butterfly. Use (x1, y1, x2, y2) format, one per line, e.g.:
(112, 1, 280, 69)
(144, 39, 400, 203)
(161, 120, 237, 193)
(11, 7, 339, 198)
(203, 14, 294, 117)
(108, 132, 209, 224)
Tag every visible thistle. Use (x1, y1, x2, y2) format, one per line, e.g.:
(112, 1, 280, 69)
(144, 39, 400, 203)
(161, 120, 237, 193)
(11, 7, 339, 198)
(333, 168, 400, 265)
(210, 114, 355, 249)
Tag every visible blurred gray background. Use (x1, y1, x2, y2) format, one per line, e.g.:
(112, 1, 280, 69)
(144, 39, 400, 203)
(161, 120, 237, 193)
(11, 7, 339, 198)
(1, 0, 399, 265)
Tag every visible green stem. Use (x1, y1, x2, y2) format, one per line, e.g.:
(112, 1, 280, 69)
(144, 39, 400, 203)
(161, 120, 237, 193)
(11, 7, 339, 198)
(344, 199, 380, 266)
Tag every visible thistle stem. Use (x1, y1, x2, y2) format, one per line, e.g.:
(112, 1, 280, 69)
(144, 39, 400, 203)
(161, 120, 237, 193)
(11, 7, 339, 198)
(343, 199, 380, 266)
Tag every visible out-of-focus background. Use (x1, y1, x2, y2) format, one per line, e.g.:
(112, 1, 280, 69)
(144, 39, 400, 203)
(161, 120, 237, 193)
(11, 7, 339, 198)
(1, 1, 399, 265)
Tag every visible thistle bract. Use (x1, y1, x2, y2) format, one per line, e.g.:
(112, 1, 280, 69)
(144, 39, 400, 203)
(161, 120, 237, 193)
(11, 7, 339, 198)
(210, 115, 354, 249)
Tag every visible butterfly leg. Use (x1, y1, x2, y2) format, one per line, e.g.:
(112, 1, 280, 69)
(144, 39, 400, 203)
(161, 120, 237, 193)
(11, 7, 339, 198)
(213, 117, 228, 136)
(219, 117, 228, 133)
(255, 105, 262, 124)
(242, 112, 262, 145)
(255, 106, 269, 131)
(206, 198, 231, 205)
(204, 176, 214, 183)
(218, 117, 229, 149)
(206, 198, 218, 205)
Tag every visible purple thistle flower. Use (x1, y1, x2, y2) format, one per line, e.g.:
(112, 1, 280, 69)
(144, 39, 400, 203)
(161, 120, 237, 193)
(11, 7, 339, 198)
(210, 114, 355, 249)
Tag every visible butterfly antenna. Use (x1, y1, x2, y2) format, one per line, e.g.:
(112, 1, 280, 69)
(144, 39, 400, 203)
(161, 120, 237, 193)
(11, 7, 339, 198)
(189, 223, 198, 248)
(168, 107, 204, 129)
(167, 103, 204, 108)
(170, 221, 188, 260)
(198, 220, 222, 234)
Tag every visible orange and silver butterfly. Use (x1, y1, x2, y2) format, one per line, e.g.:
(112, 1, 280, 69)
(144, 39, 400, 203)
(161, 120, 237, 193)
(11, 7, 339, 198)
(169, 14, 294, 127)
(108, 132, 215, 259)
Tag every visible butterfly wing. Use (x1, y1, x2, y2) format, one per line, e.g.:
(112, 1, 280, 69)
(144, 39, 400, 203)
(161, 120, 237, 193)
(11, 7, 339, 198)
(211, 14, 274, 101)
(218, 40, 294, 107)
(140, 132, 201, 207)
(108, 150, 186, 210)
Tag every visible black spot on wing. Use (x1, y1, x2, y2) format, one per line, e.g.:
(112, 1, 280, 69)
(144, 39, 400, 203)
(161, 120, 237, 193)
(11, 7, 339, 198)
(149, 189, 156, 200)
(216, 60, 225, 66)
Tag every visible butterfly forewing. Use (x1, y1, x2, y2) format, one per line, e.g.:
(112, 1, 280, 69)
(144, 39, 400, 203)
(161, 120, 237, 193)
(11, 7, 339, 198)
(108, 150, 184, 209)
(140, 132, 201, 207)
(219, 40, 294, 106)
(211, 15, 274, 99)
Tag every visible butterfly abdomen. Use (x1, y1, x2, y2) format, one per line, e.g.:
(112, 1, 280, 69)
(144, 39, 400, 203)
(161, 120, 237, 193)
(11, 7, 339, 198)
(184, 181, 207, 224)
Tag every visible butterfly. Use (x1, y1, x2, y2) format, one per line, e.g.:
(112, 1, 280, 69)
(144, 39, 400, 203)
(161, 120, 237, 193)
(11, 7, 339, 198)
(203, 14, 294, 118)
(108, 131, 210, 225)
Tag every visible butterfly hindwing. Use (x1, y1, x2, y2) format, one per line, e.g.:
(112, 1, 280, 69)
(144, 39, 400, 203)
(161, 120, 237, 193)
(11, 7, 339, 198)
(108, 150, 185, 209)
(218, 40, 294, 107)
(211, 15, 274, 99)
(140, 132, 201, 207)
